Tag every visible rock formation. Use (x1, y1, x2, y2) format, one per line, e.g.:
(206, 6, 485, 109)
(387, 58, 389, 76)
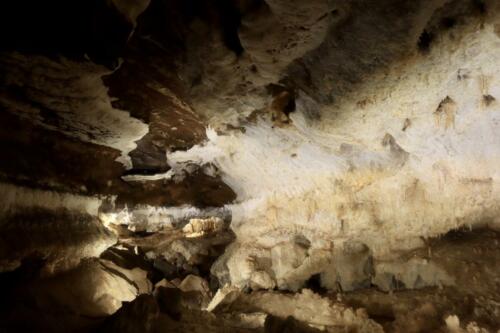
(0, 0, 499, 332)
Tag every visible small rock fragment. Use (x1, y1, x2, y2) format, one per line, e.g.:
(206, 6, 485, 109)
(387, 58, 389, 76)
(205, 285, 241, 312)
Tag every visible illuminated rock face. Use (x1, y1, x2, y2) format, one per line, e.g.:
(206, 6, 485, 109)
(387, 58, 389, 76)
(0, 0, 499, 332)
(167, 16, 500, 290)
(0, 53, 149, 168)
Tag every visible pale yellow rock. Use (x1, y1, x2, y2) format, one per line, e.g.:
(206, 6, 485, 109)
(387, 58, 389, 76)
(179, 274, 211, 297)
(168, 21, 500, 290)
(205, 285, 241, 312)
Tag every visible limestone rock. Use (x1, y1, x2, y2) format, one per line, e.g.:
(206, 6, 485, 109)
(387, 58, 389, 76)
(0, 0, 499, 331)
(320, 241, 374, 292)
(0, 207, 116, 274)
(233, 289, 384, 333)
(271, 241, 308, 289)
(179, 274, 211, 295)
(206, 285, 242, 312)
(100, 259, 153, 295)
(373, 258, 453, 292)
(154, 278, 176, 291)
(182, 216, 225, 237)
(16, 259, 145, 317)
(250, 270, 276, 290)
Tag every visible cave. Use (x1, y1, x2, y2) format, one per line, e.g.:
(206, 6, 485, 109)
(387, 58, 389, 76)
(0, 0, 499, 332)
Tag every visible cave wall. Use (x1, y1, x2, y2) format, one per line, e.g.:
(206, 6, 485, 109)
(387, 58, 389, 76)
(0, 0, 499, 332)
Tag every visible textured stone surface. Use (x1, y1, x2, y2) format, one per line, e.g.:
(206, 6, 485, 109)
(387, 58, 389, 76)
(169, 7, 500, 292)
(0, 0, 499, 332)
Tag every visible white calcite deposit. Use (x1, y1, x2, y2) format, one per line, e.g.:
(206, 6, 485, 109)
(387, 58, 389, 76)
(168, 21, 500, 290)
